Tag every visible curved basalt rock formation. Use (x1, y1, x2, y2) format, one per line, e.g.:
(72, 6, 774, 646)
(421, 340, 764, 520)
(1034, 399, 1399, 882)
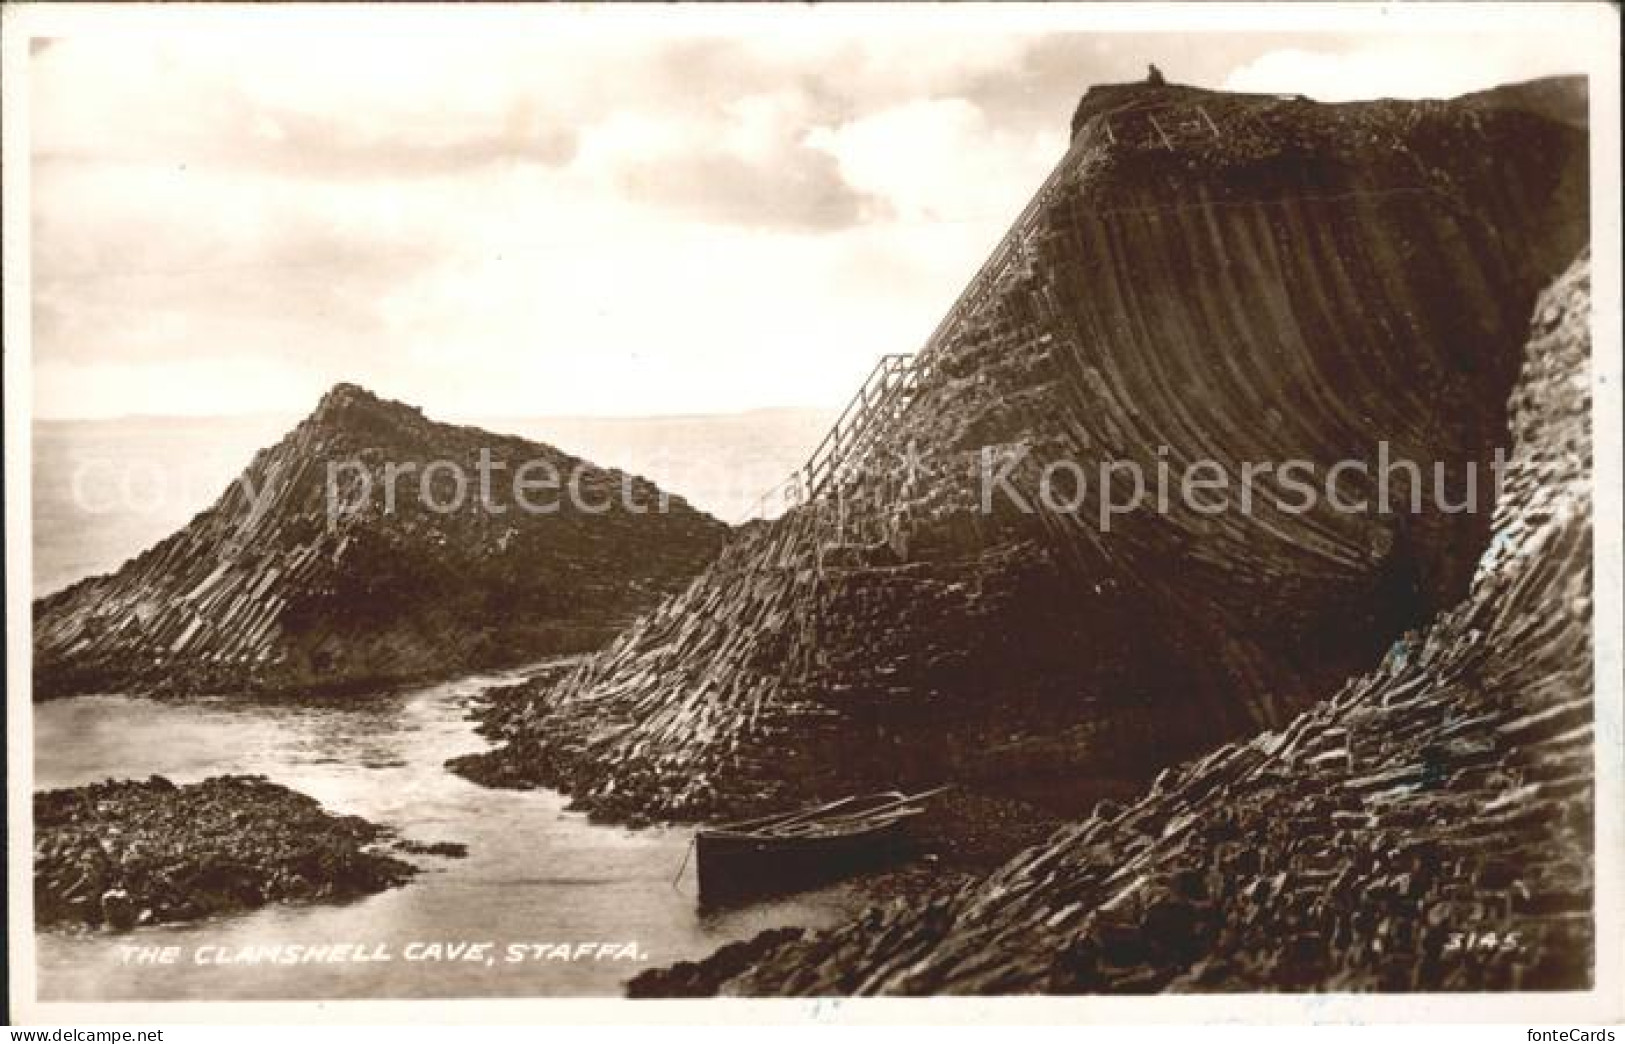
(35, 775, 422, 930)
(33, 384, 728, 700)
(463, 79, 1587, 824)
(640, 251, 1594, 995)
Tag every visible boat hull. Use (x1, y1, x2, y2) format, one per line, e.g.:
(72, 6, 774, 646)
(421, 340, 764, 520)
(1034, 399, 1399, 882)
(695, 819, 909, 906)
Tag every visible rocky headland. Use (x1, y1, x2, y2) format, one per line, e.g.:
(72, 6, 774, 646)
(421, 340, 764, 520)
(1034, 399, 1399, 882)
(420, 76, 1596, 994)
(35, 775, 439, 930)
(30, 72, 1595, 1000)
(631, 249, 1594, 995)
(33, 384, 729, 701)
(457, 78, 1589, 838)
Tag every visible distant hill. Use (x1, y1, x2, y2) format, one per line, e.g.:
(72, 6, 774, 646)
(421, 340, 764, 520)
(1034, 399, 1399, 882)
(33, 383, 729, 700)
(32, 406, 833, 596)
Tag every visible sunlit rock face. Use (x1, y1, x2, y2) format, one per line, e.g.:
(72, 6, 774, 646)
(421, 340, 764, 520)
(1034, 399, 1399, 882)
(33, 384, 728, 700)
(461, 78, 1589, 825)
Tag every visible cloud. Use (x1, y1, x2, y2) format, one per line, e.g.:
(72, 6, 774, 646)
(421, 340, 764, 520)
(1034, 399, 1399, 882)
(806, 98, 1064, 225)
(232, 108, 579, 180)
(24, 21, 1599, 420)
(609, 146, 873, 230)
(1221, 35, 1588, 102)
(33, 356, 321, 421)
(575, 96, 880, 230)
(31, 39, 580, 180)
(31, 157, 446, 369)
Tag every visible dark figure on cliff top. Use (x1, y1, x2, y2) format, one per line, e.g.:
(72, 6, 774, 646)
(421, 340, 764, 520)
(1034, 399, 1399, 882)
(1147, 63, 1166, 86)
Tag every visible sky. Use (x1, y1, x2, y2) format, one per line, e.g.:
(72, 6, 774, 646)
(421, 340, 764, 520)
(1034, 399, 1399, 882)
(23, 7, 1601, 421)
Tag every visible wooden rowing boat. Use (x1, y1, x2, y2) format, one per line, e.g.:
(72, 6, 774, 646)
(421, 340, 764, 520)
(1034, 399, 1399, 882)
(694, 787, 947, 905)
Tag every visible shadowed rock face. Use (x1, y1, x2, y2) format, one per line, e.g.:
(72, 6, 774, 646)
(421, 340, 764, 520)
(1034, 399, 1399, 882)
(645, 251, 1594, 995)
(462, 79, 1588, 825)
(32, 384, 729, 700)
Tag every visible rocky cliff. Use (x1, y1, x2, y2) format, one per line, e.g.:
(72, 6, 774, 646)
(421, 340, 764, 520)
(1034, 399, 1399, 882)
(33, 384, 728, 700)
(460, 78, 1588, 824)
(638, 250, 1594, 995)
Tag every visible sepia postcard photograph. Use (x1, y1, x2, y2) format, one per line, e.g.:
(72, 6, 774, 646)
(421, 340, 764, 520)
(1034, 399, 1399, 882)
(4, 0, 1622, 1027)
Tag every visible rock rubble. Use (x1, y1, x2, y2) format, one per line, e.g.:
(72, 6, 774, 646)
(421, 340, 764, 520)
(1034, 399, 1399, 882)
(35, 775, 427, 930)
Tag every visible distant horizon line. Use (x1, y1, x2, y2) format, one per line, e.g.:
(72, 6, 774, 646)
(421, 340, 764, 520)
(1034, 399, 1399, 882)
(33, 402, 842, 426)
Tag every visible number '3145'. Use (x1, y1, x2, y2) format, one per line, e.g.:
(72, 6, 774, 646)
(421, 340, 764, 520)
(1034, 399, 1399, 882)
(1444, 931, 1522, 953)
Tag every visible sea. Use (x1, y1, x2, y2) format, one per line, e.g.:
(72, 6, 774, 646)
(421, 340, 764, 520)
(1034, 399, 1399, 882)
(28, 409, 854, 1000)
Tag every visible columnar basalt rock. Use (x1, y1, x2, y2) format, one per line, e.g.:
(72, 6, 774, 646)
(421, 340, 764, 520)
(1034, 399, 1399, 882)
(643, 251, 1593, 995)
(33, 384, 728, 700)
(464, 79, 1588, 826)
(35, 775, 424, 930)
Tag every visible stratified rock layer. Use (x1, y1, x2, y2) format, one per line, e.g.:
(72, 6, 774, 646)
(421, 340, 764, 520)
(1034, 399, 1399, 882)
(464, 79, 1588, 822)
(644, 251, 1595, 995)
(33, 384, 728, 700)
(35, 775, 419, 929)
